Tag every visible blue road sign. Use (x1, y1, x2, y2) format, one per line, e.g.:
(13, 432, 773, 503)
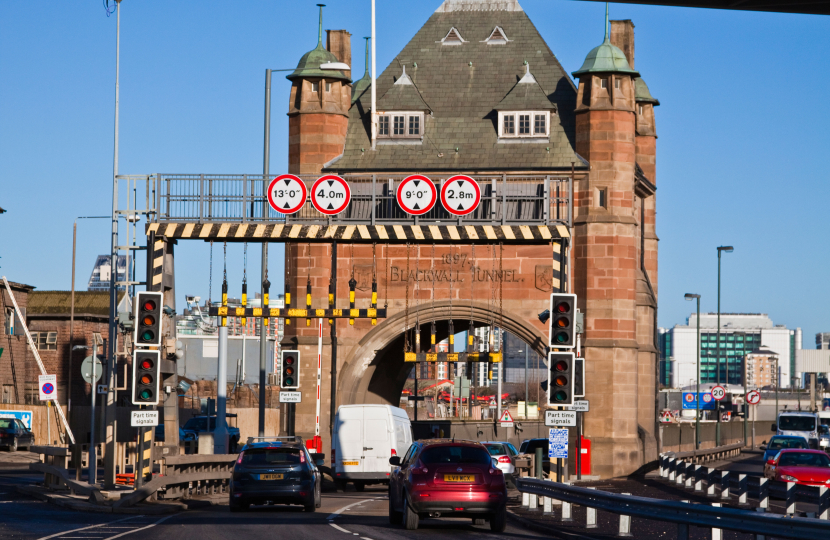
(0, 410, 33, 429)
(548, 428, 568, 459)
(682, 392, 715, 410)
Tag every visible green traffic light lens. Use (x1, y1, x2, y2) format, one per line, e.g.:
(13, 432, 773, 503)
(553, 391, 567, 402)
(284, 378, 294, 387)
(554, 332, 568, 343)
(139, 389, 152, 400)
(141, 330, 154, 342)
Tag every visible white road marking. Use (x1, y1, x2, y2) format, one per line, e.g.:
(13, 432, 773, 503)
(103, 515, 174, 539)
(327, 498, 375, 520)
(36, 517, 138, 540)
(328, 496, 387, 536)
(329, 523, 352, 534)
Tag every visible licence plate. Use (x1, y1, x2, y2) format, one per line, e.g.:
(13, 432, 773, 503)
(444, 474, 475, 482)
(342, 461, 360, 466)
(258, 473, 284, 480)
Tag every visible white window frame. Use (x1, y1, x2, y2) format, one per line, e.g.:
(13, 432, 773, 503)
(376, 111, 424, 140)
(498, 111, 550, 139)
(481, 26, 510, 45)
(436, 27, 466, 45)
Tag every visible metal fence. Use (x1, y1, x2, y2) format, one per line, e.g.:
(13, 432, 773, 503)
(148, 173, 572, 227)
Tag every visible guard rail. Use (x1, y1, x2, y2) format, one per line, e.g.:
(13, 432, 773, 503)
(516, 477, 830, 539)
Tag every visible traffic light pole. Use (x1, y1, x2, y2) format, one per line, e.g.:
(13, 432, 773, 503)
(215, 324, 229, 453)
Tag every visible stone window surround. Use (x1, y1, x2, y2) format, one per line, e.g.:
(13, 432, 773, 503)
(497, 111, 550, 139)
(377, 111, 424, 140)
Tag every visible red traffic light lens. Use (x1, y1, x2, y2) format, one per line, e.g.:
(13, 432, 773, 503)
(555, 302, 570, 313)
(555, 318, 569, 328)
(554, 361, 568, 372)
(140, 359, 153, 370)
(142, 300, 156, 311)
(284, 356, 295, 365)
(555, 375, 568, 387)
(142, 315, 155, 326)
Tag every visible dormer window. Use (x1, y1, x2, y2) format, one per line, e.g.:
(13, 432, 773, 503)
(498, 111, 550, 139)
(377, 111, 424, 140)
(312, 81, 319, 92)
(437, 27, 466, 45)
(482, 26, 510, 45)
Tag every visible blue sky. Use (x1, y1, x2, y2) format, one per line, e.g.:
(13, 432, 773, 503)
(1, 1, 828, 346)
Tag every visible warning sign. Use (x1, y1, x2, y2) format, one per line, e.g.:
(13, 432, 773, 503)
(38, 374, 57, 401)
(499, 409, 514, 428)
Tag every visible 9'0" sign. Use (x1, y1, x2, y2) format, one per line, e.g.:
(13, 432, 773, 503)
(396, 175, 437, 215)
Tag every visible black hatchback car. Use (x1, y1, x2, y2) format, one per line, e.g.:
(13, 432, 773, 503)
(0, 418, 34, 452)
(229, 437, 321, 512)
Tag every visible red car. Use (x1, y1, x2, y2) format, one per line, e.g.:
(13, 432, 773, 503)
(764, 449, 830, 487)
(388, 439, 507, 532)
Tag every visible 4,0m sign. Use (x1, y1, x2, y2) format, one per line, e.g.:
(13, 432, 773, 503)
(311, 175, 351, 215)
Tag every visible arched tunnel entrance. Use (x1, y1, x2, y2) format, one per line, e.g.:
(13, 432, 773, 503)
(337, 300, 549, 408)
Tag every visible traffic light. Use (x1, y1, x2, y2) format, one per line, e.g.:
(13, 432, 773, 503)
(132, 350, 160, 405)
(548, 293, 576, 349)
(574, 357, 585, 398)
(280, 350, 300, 390)
(547, 352, 575, 406)
(134, 292, 163, 347)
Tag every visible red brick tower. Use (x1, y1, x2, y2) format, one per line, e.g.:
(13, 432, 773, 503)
(286, 6, 351, 174)
(571, 18, 644, 477)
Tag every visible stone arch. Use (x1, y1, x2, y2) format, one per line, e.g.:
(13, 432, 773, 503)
(337, 300, 548, 407)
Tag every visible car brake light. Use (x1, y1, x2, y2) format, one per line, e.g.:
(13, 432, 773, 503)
(300, 451, 306, 464)
(454, 507, 464, 511)
(236, 451, 244, 465)
(498, 456, 511, 463)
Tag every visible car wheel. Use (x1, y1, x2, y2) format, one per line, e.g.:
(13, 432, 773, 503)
(404, 499, 419, 530)
(389, 494, 403, 525)
(315, 482, 322, 508)
(490, 505, 507, 533)
(354, 481, 365, 492)
(472, 518, 487, 526)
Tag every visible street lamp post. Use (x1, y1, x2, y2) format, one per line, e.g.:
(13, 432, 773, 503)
(686, 293, 701, 450)
(716, 245, 733, 447)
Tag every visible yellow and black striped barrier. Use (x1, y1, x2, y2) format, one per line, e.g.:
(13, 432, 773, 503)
(404, 351, 502, 363)
(208, 306, 387, 319)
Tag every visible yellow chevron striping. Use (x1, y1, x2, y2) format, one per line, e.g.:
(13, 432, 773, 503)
(357, 225, 371, 239)
(199, 224, 213, 238)
(154, 240, 164, 250)
(153, 257, 163, 268)
(306, 225, 320, 238)
(538, 226, 552, 240)
(342, 225, 356, 240)
(323, 226, 338, 238)
(217, 223, 231, 238)
(483, 225, 497, 240)
(153, 274, 163, 285)
(393, 225, 407, 240)
(501, 226, 516, 240)
(556, 225, 570, 238)
(182, 223, 195, 238)
(147, 223, 159, 234)
(428, 225, 442, 240)
(253, 224, 266, 237)
(464, 225, 479, 239)
(289, 224, 302, 238)
(164, 223, 177, 237)
(447, 226, 461, 240)
(553, 241, 561, 254)
(271, 224, 284, 238)
(411, 226, 425, 240)
(375, 225, 388, 240)
(235, 224, 249, 238)
(519, 225, 534, 240)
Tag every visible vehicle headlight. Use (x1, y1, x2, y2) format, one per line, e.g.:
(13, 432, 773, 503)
(781, 475, 799, 482)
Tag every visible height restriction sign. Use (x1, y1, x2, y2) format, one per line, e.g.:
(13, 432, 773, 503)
(311, 175, 351, 215)
(396, 175, 436, 215)
(267, 174, 307, 214)
(440, 175, 481, 216)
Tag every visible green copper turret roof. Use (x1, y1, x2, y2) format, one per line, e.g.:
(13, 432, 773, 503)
(352, 37, 371, 103)
(634, 77, 660, 105)
(571, 36, 639, 78)
(287, 5, 350, 83)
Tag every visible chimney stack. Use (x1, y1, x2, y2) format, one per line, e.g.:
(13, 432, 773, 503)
(610, 20, 635, 69)
(327, 30, 352, 80)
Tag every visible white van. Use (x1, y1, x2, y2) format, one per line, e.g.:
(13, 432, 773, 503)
(331, 404, 412, 491)
(775, 411, 819, 449)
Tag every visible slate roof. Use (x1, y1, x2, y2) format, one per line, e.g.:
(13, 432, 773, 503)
(493, 65, 555, 111)
(326, 0, 586, 173)
(377, 66, 431, 111)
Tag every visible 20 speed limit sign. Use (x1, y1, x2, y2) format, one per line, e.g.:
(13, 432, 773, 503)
(711, 385, 726, 401)
(311, 175, 351, 215)
(441, 175, 481, 216)
(267, 174, 307, 214)
(396, 175, 436, 215)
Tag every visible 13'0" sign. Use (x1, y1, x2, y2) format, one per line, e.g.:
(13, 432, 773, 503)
(311, 175, 351, 215)
(267, 174, 307, 214)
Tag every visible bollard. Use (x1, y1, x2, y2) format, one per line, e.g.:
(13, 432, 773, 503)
(669, 457, 677, 481)
(785, 481, 796, 515)
(758, 477, 769, 510)
(685, 465, 694, 490)
(711, 503, 722, 540)
(754, 507, 766, 540)
(659, 454, 665, 477)
(707, 468, 717, 497)
(676, 461, 685, 486)
(618, 493, 632, 537)
(529, 492, 538, 510)
(694, 464, 703, 492)
(586, 487, 597, 528)
(720, 471, 730, 499)
(820, 486, 829, 520)
(677, 523, 689, 540)
(522, 491, 529, 507)
(738, 474, 748, 506)
(544, 493, 553, 515)
(561, 499, 572, 522)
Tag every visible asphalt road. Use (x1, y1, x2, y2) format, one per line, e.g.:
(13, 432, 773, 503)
(0, 473, 556, 540)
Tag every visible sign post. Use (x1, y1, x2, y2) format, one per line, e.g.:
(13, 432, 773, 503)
(746, 390, 761, 450)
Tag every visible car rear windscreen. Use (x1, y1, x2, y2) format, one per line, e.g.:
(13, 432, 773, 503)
(420, 446, 491, 465)
(241, 447, 301, 465)
(484, 444, 505, 456)
(769, 438, 808, 450)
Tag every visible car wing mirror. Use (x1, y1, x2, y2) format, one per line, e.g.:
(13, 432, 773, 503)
(491, 458, 499, 468)
(771, 424, 777, 431)
(389, 456, 402, 466)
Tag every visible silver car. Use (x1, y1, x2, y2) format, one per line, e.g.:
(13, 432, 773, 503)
(482, 441, 518, 475)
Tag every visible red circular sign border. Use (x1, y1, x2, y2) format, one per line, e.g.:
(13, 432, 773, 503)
(396, 175, 437, 216)
(711, 385, 726, 401)
(267, 174, 307, 215)
(310, 175, 351, 216)
(440, 175, 481, 216)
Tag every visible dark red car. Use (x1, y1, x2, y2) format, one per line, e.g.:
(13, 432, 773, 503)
(388, 439, 507, 532)
(764, 449, 830, 487)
